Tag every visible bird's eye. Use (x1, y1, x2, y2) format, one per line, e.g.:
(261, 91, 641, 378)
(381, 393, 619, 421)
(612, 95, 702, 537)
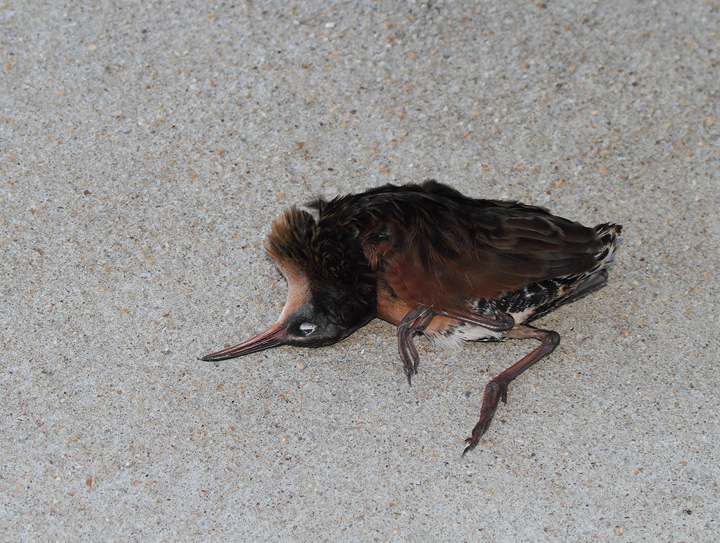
(299, 322, 316, 336)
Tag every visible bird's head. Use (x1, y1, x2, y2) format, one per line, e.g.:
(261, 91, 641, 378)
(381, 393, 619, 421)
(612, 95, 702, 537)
(201, 206, 377, 361)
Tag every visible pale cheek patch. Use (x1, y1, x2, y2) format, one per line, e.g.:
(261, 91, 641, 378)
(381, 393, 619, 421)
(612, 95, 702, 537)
(276, 261, 310, 322)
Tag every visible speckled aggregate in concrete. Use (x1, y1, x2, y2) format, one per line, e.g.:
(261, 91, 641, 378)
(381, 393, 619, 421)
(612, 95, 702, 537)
(1, 0, 718, 541)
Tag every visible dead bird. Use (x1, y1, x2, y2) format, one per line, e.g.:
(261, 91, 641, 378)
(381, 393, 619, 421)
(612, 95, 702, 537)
(201, 181, 622, 455)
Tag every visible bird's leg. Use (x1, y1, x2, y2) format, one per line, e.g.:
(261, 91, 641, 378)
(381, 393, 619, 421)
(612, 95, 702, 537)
(397, 306, 435, 385)
(415, 311, 436, 334)
(437, 309, 515, 332)
(462, 325, 560, 457)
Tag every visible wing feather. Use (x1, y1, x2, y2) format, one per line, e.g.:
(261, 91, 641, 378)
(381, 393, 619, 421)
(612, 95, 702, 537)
(342, 181, 603, 312)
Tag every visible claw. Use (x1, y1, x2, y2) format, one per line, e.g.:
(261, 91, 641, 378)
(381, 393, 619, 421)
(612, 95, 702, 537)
(461, 411, 495, 457)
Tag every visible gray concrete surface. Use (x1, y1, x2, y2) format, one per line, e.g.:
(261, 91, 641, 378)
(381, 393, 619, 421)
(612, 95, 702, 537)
(2, 0, 718, 541)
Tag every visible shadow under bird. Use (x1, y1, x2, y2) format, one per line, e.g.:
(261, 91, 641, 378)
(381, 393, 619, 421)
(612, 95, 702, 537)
(201, 181, 622, 456)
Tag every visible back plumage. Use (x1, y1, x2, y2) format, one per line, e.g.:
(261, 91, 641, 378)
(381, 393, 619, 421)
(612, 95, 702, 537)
(311, 180, 617, 317)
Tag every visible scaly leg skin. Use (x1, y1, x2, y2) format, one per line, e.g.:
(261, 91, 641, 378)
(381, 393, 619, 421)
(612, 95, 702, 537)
(462, 325, 561, 457)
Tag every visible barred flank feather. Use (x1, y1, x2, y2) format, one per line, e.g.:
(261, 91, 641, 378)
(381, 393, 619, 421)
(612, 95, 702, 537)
(593, 223, 623, 265)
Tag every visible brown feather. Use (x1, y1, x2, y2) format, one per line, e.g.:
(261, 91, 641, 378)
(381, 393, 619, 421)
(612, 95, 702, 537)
(313, 180, 605, 315)
(265, 206, 377, 330)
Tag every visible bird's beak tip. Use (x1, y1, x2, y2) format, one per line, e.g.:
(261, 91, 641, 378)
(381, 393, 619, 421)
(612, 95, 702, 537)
(199, 322, 287, 361)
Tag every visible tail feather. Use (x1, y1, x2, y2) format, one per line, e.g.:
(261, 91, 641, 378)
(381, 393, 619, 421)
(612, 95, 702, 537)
(550, 224, 621, 308)
(593, 223, 622, 266)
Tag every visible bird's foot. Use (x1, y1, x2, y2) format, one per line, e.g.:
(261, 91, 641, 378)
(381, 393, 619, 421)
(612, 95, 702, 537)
(398, 331, 419, 385)
(461, 378, 508, 457)
(397, 306, 436, 385)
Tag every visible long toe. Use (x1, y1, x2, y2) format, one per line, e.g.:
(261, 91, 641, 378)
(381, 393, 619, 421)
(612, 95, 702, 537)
(461, 378, 508, 456)
(462, 413, 495, 457)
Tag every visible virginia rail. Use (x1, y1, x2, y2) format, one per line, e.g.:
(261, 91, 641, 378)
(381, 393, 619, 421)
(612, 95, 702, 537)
(201, 181, 622, 455)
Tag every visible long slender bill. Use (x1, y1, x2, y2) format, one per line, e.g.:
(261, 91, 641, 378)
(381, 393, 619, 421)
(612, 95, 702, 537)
(200, 322, 287, 361)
